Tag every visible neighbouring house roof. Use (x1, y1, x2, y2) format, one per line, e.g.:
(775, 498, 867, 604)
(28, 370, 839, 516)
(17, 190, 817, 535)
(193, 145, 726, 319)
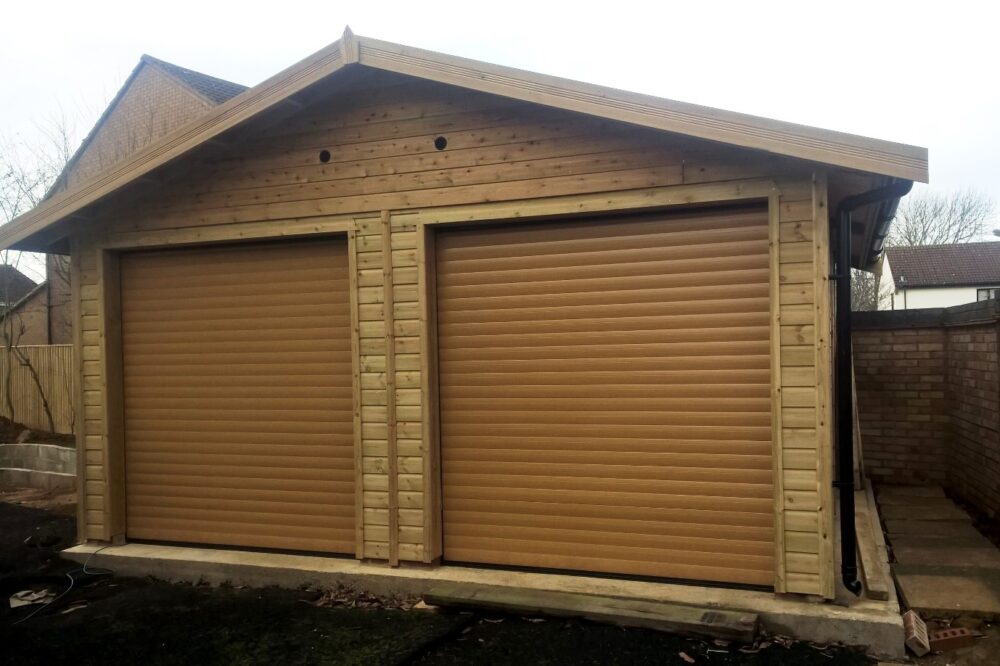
(0, 265, 39, 306)
(886, 242, 1000, 288)
(45, 55, 246, 198)
(2, 280, 46, 314)
(1, 27, 929, 254)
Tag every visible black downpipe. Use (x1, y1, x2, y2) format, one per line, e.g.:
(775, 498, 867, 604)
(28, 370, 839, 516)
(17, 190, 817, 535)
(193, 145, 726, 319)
(834, 180, 913, 596)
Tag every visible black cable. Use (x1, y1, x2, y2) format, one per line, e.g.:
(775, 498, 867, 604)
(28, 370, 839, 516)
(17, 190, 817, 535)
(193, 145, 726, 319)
(12, 546, 114, 625)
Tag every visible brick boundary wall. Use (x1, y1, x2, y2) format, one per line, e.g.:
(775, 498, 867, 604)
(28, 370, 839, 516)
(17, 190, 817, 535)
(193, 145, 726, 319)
(854, 300, 1000, 519)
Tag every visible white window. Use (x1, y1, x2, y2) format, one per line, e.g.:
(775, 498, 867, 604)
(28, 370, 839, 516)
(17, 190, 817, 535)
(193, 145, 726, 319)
(977, 288, 1000, 301)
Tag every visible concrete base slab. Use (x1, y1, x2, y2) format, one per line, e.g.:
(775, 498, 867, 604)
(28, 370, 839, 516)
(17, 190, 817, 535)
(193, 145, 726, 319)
(883, 520, 982, 538)
(425, 583, 760, 642)
(894, 567, 1000, 619)
(62, 542, 906, 659)
(879, 503, 970, 522)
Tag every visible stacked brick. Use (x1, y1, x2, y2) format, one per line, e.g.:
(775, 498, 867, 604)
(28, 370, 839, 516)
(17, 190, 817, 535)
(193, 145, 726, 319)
(853, 326, 949, 485)
(947, 324, 1000, 518)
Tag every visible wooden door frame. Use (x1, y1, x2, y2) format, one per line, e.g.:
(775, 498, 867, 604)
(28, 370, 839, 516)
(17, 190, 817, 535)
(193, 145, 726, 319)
(407, 179, 781, 569)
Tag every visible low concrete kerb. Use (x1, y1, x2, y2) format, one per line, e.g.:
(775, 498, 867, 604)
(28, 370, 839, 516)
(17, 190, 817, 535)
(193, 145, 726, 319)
(0, 467, 75, 490)
(64, 543, 905, 659)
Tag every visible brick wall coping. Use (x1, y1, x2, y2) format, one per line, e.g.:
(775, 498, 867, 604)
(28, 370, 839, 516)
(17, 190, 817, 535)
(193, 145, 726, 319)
(854, 300, 1000, 330)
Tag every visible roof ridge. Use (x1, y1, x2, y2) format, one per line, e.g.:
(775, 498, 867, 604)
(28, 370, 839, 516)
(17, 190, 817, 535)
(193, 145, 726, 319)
(890, 240, 1000, 251)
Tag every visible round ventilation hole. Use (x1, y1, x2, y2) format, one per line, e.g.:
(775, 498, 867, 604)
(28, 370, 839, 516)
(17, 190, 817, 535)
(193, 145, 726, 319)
(434, 136, 448, 150)
(319, 150, 331, 163)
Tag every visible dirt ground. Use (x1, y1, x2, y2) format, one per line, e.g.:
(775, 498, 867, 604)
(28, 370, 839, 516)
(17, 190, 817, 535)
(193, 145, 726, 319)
(0, 487, 875, 665)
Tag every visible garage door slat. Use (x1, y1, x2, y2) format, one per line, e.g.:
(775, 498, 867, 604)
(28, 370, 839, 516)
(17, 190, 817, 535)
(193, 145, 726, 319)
(126, 473, 354, 495)
(444, 486, 774, 514)
(437, 254, 770, 287)
(449, 499, 774, 527)
(440, 384, 769, 399)
(440, 434, 772, 455)
(443, 449, 771, 470)
(122, 239, 355, 555)
(437, 241, 769, 276)
(438, 207, 773, 586)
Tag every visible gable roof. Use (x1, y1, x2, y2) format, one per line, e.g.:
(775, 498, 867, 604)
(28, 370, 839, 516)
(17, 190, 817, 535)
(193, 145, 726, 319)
(142, 55, 248, 105)
(2, 28, 929, 252)
(886, 242, 1000, 288)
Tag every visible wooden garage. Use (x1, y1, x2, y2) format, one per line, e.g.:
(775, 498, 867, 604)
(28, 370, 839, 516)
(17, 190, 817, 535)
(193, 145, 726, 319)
(1, 29, 928, 600)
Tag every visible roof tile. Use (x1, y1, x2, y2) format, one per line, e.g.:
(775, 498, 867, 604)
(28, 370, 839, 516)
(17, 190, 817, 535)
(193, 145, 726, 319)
(143, 55, 248, 104)
(887, 242, 1000, 288)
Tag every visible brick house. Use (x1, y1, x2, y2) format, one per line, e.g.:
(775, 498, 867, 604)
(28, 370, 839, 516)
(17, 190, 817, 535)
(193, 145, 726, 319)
(11, 56, 246, 344)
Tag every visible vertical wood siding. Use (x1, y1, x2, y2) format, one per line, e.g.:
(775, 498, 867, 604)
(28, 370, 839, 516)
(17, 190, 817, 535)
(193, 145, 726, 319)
(76, 241, 107, 540)
(74, 76, 834, 596)
(0, 345, 74, 434)
(775, 175, 833, 597)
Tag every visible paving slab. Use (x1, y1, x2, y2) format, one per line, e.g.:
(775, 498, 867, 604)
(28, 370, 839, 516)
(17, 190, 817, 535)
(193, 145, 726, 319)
(877, 486, 946, 499)
(879, 502, 971, 521)
(893, 566, 1000, 618)
(876, 494, 960, 507)
(889, 534, 1000, 569)
(890, 534, 997, 552)
(883, 519, 983, 539)
(893, 543, 1000, 568)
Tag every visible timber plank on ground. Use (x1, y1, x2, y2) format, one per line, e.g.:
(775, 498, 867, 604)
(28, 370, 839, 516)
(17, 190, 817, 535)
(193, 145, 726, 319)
(855, 489, 891, 601)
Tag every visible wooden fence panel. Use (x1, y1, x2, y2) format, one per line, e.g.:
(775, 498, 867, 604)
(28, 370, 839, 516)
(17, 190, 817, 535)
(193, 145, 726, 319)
(0, 344, 75, 435)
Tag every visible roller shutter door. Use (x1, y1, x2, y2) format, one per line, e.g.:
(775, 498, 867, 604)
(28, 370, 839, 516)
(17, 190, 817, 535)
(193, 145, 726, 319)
(121, 238, 354, 554)
(436, 207, 774, 586)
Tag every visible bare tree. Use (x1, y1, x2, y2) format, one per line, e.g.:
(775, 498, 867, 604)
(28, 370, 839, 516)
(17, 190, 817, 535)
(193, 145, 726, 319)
(0, 116, 76, 431)
(851, 269, 888, 312)
(853, 189, 998, 310)
(888, 189, 997, 247)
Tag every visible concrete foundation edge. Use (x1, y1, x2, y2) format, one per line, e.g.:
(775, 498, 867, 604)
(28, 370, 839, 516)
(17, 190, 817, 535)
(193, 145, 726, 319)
(63, 543, 905, 659)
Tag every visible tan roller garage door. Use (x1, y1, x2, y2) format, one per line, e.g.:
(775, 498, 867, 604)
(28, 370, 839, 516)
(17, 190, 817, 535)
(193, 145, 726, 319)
(437, 206, 774, 586)
(121, 238, 355, 554)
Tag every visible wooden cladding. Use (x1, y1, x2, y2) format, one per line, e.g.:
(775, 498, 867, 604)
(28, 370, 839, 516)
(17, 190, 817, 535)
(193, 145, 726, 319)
(71, 79, 835, 596)
(435, 207, 775, 586)
(119, 238, 355, 553)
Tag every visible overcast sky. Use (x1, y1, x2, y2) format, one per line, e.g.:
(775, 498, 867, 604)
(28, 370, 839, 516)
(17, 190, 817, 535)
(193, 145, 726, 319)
(3, 1, 998, 278)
